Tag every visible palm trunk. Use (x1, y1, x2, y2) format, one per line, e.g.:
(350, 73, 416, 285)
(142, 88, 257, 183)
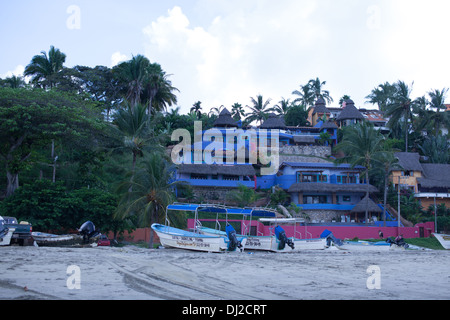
(383, 173, 388, 227)
(365, 171, 369, 223)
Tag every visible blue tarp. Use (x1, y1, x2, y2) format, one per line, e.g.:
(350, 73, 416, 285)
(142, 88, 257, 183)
(167, 204, 276, 217)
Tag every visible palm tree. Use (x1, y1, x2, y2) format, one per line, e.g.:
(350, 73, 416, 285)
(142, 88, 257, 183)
(231, 103, 245, 120)
(113, 55, 178, 114)
(308, 77, 333, 104)
(427, 88, 449, 135)
(24, 45, 66, 89)
(190, 101, 203, 120)
(113, 102, 153, 174)
(372, 150, 400, 227)
(115, 152, 181, 248)
(268, 98, 291, 116)
(292, 84, 316, 107)
(419, 135, 450, 164)
(365, 82, 396, 112)
(334, 122, 385, 222)
(246, 95, 271, 125)
(385, 81, 416, 152)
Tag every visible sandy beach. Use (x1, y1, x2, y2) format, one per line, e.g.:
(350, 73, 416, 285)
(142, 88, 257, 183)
(0, 245, 449, 301)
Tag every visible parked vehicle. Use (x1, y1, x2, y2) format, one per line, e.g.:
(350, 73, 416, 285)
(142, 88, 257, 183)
(2, 217, 33, 246)
(97, 235, 111, 247)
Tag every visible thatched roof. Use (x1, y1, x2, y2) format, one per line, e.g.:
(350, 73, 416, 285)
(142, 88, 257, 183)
(288, 183, 378, 193)
(313, 98, 330, 115)
(320, 121, 338, 130)
(336, 99, 364, 121)
(213, 108, 238, 128)
(260, 113, 287, 130)
(178, 164, 255, 176)
(418, 163, 450, 189)
(351, 196, 382, 213)
(395, 152, 423, 172)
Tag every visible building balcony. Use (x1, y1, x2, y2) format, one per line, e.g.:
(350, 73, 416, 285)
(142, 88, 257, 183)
(177, 178, 255, 188)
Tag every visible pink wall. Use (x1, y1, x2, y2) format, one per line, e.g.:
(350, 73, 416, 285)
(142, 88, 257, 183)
(189, 219, 435, 240)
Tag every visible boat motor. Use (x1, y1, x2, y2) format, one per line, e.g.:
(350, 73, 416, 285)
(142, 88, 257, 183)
(78, 221, 100, 243)
(226, 224, 243, 251)
(274, 226, 295, 250)
(386, 237, 409, 249)
(320, 229, 344, 247)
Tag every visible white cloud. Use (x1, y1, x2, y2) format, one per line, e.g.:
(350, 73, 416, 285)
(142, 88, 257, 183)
(142, 1, 450, 114)
(110, 52, 128, 67)
(0, 65, 25, 79)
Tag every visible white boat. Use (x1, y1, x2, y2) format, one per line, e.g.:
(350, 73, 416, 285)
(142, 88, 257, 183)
(433, 233, 450, 250)
(199, 223, 329, 252)
(151, 224, 246, 253)
(0, 227, 16, 246)
(336, 240, 392, 251)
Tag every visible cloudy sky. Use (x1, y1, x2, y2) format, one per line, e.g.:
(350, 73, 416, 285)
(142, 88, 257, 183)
(1, 0, 449, 114)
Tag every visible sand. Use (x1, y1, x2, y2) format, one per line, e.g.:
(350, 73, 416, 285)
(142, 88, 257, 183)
(0, 245, 449, 301)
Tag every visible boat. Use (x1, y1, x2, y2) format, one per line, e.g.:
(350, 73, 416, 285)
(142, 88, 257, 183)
(433, 233, 450, 250)
(31, 221, 101, 247)
(152, 204, 247, 253)
(199, 217, 332, 252)
(151, 224, 246, 253)
(0, 216, 15, 246)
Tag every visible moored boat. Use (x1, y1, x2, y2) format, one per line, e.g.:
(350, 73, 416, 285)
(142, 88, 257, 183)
(151, 223, 246, 253)
(433, 233, 450, 250)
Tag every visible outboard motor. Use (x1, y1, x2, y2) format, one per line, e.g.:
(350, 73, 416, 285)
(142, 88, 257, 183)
(226, 224, 243, 251)
(79, 221, 100, 243)
(320, 229, 344, 247)
(386, 237, 409, 249)
(274, 226, 295, 250)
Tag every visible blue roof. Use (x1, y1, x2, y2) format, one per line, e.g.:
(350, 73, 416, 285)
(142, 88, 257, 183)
(167, 204, 276, 217)
(281, 162, 366, 170)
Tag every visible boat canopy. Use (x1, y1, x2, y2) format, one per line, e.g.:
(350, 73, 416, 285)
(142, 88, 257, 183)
(167, 203, 277, 217)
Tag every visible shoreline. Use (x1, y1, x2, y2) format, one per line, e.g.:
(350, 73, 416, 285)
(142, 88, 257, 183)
(1, 245, 449, 300)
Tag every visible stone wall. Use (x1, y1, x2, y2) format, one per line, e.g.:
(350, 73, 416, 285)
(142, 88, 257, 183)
(279, 145, 331, 164)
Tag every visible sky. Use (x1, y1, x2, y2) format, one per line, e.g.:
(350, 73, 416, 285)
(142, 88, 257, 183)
(1, 0, 450, 114)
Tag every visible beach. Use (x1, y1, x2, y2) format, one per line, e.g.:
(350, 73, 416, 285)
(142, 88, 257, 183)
(0, 245, 449, 301)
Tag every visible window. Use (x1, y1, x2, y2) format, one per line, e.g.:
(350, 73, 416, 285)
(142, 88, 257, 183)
(190, 174, 208, 180)
(342, 195, 351, 202)
(303, 195, 328, 204)
(337, 175, 357, 184)
(297, 172, 328, 183)
(222, 175, 239, 181)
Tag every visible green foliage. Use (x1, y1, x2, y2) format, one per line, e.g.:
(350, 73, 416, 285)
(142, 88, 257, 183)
(227, 184, 259, 207)
(0, 179, 130, 234)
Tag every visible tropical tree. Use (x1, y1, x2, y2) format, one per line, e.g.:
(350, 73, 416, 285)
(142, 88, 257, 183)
(268, 98, 291, 116)
(284, 103, 309, 126)
(231, 103, 245, 120)
(1, 75, 26, 89)
(292, 83, 316, 107)
(24, 45, 66, 89)
(190, 101, 203, 120)
(115, 152, 181, 248)
(385, 81, 417, 152)
(113, 102, 155, 175)
(427, 88, 449, 135)
(308, 77, 333, 104)
(372, 149, 400, 227)
(334, 122, 385, 222)
(113, 55, 178, 114)
(365, 82, 396, 112)
(246, 95, 271, 125)
(419, 135, 450, 164)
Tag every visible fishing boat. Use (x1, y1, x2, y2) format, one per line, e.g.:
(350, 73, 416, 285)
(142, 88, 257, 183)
(152, 223, 245, 253)
(152, 205, 247, 253)
(0, 217, 15, 246)
(433, 233, 450, 250)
